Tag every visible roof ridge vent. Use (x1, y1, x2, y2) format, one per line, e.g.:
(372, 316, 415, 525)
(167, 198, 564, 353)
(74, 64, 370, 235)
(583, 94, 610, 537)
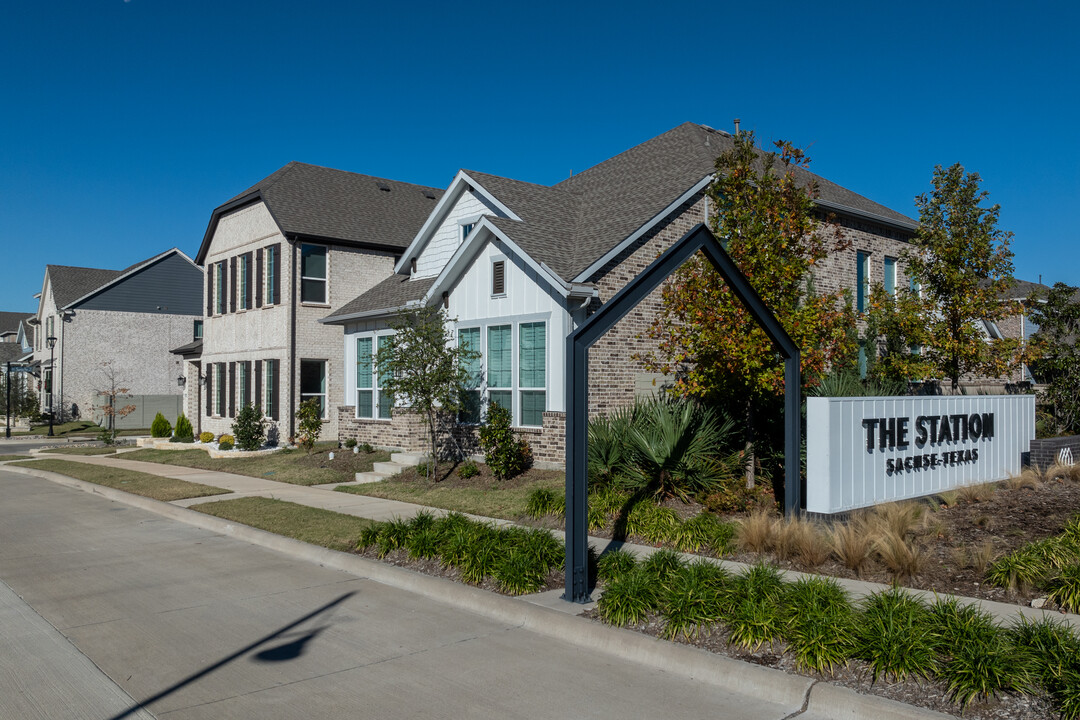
(422, 190, 436, 199)
(376, 181, 391, 192)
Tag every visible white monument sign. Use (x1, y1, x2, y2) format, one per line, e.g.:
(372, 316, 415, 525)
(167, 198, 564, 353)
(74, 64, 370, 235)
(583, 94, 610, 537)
(806, 395, 1035, 514)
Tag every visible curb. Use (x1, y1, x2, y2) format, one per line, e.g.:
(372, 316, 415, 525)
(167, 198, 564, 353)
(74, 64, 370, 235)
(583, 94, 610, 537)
(3, 463, 952, 720)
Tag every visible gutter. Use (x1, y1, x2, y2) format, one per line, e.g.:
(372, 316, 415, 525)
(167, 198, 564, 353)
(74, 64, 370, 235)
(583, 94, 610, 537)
(812, 199, 919, 233)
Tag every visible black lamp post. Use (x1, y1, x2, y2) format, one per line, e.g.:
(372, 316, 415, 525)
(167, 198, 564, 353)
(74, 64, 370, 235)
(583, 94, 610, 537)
(46, 335, 57, 437)
(4, 361, 11, 439)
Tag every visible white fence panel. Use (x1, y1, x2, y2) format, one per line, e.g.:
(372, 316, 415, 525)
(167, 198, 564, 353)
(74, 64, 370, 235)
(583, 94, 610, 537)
(806, 395, 1035, 514)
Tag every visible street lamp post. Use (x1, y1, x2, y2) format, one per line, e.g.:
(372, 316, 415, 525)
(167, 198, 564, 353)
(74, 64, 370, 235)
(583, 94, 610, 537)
(5, 361, 11, 439)
(46, 336, 57, 437)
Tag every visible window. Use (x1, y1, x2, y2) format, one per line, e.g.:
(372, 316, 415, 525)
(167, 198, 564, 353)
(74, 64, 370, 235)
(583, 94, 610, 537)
(856, 251, 870, 312)
(239, 254, 250, 309)
(301, 244, 327, 304)
(214, 364, 226, 416)
(458, 327, 481, 423)
(193, 320, 203, 340)
(356, 337, 394, 420)
(215, 262, 225, 314)
(44, 368, 52, 395)
(519, 322, 546, 426)
(492, 260, 506, 296)
(487, 325, 512, 415)
(265, 245, 276, 305)
(461, 222, 475, 242)
(300, 359, 326, 418)
(239, 362, 250, 407)
(264, 359, 277, 420)
(910, 277, 921, 296)
(377, 335, 393, 419)
(884, 256, 896, 298)
(46, 315, 54, 340)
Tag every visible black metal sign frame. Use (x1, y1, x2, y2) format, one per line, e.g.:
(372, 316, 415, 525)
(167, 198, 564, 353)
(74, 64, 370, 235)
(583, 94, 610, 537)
(563, 223, 802, 603)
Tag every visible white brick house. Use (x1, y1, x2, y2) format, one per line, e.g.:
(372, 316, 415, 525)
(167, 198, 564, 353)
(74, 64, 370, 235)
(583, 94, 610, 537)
(187, 162, 441, 442)
(323, 123, 921, 463)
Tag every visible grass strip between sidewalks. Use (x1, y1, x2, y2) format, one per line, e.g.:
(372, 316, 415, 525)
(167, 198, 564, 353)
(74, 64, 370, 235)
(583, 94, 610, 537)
(0, 455, 29, 462)
(336, 473, 562, 519)
(9, 459, 230, 501)
(39, 446, 119, 456)
(193, 497, 373, 553)
(121, 447, 391, 486)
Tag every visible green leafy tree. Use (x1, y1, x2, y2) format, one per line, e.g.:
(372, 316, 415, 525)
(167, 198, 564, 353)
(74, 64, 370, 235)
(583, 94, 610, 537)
(478, 403, 532, 481)
(644, 131, 855, 486)
(375, 306, 480, 480)
(231, 404, 265, 450)
(295, 398, 322, 453)
(861, 284, 934, 384)
(905, 164, 1034, 391)
(1029, 283, 1080, 434)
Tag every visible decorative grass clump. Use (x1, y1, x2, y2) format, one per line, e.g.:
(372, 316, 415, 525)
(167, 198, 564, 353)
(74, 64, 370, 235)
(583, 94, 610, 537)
(661, 560, 728, 640)
(856, 587, 938, 683)
(356, 511, 563, 595)
(722, 564, 786, 651)
(525, 488, 564, 519)
(1045, 564, 1080, 613)
(781, 576, 855, 674)
(985, 515, 1080, 599)
(596, 548, 637, 582)
(596, 569, 661, 627)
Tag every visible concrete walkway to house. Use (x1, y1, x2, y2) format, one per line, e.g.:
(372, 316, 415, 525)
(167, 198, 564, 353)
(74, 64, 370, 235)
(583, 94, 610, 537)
(9, 448, 1078, 632)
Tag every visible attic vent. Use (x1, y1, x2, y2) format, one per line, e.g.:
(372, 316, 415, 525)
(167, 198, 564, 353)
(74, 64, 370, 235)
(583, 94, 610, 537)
(422, 190, 436, 199)
(376, 181, 391, 192)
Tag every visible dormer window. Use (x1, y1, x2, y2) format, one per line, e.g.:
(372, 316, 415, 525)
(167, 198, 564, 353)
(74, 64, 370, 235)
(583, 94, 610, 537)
(461, 222, 475, 242)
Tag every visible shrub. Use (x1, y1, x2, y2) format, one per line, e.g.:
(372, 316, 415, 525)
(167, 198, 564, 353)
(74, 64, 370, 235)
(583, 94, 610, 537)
(231, 403, 265, 451)
(478, 404, 531, 480)
(782, 576, 856, 674)
(457, 460, 480, 479)
(661, 560, 728, 639)
(588, 407, 634, 486)
(596, 548, 637, 582)
(525, 488, 564, 519)
(828, 518, 873, 577)
(217, 433, 234, 445)
(1046, 564, 1080, 613)
(723, 565, 786, 651)
(1010, 615, 1080, 695)
(172, 414, 194, 442)
(596, 569, 660, 627)
(296, 398, 322, 453)
(343, 438, 357, 449)
(856, 588, 937, 683)
(97, 427, 118, 446)
(199, 431, 215, 443)
(700, 480, 776, 514)
(414, 462, 430, 478)
(492, 549, 547, 595)
(360, 442, 374, 453)
(150, 412, 172, 438)
(640, 548, 683, 584)
(218, 439, 234, 451)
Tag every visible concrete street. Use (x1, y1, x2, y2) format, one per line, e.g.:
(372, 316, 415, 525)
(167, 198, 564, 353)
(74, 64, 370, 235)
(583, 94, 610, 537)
(0, 468, 804, 720)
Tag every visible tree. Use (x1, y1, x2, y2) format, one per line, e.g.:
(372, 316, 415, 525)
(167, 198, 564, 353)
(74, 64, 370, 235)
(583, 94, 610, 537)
(905, 164, 1033, 391)
(96, 361, 136, 444)
(231, 403, 265, 450)
(861, 283, 934, 384)
(1028, 283, 1080, 434)
(296, 398, 322, 453)
(643, 131, 855, 486)
(375, 306, 480, 481)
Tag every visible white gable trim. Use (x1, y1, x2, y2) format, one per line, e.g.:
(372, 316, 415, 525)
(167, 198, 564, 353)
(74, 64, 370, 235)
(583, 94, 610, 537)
(393, 171, 523, 276)
(571, 175, 712, 283)
(423, 218, 580, 304)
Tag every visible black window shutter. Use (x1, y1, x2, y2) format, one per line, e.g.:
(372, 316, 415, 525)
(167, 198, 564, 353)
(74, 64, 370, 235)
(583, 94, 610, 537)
(206, 269, 213, 316)
(272, 243, 281, 305)
(493, 261, 505, 295)
(254, 360, 262, 412)
(205, 365, 213, 415)
(270, 359, 279, 421)
(255, 248, 263, 308)
(228, 362, 236, 418)
(229, 257, 237, 313)
(244, 254, 253, 310)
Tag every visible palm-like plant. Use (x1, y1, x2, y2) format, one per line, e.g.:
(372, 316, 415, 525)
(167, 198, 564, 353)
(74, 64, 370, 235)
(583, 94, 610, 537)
(618, 396, 735, 501)
(587, 406, 634, 486)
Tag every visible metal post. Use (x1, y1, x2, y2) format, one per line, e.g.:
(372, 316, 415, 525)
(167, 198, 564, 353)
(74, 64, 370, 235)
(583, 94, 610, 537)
(563, 340, 590, 603)
(47, 336, 56, 437)
(5, 362, 10, 439)
(784, 354, 801, 516)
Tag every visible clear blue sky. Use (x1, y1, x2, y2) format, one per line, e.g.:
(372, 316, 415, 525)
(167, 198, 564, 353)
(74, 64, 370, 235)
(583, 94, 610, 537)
(3, 0, 1077, 314)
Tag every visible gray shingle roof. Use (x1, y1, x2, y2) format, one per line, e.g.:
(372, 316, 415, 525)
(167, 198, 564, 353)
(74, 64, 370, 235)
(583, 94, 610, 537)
(0, 343, 25, 363)
(169, 339, 203, 356)
(198, 163, 443, 264)
(47, 266, 124, 309)
(0, 312, 30, 336)
(470, 122, 918, 282)
(324, 275, 434, 321)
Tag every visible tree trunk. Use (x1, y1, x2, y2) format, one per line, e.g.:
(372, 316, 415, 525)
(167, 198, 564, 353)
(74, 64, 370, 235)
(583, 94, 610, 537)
(427, 408, 438, 481)
(744, 399, 755, 488)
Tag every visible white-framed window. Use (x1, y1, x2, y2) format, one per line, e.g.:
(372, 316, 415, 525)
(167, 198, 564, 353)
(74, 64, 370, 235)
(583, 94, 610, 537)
(300, 359, 327, 418)
(884, 256, 897, 298)
(856, 250, 870, 312)
(265, 245, 277, 305)
(487, 324, 512, 416)
(301, 244, 327, 304)
(491, 259, 506, 297)
(518, 322, 546, 427)
(458, 327, 481, 424)
(461, 222, 475, 242)
(355, 335, 393, 420)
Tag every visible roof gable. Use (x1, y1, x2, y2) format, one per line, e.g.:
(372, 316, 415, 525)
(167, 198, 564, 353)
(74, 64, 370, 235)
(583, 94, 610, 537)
(196, 162, 443, 264)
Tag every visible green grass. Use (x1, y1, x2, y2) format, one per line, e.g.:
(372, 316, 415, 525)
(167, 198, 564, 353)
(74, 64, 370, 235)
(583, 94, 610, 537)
(9, 458, 229, 501)
(39, 446, 118, 456)
(11, 420, 98, 436)
(0, 455, 28, 462)
(121, 447, 391, 486)
(193, 497, 374, 552)
(338, 470, 562, 519)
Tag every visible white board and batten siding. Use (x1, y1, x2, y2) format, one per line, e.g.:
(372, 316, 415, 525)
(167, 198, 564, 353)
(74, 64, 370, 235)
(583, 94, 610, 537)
(414, 190, 503, 278)
(806, 395, 1035, 515)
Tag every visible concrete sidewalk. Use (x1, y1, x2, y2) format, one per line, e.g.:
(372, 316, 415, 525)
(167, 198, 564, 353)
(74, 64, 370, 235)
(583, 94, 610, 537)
(13, 449, 1077, 631)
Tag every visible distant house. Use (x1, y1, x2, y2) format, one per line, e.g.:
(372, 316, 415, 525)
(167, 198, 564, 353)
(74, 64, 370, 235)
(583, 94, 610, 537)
(31, 249, 203, 422)
(184, 162, 441, 442)
(0, 312, 28, 345)
(322, 122, 920, 463)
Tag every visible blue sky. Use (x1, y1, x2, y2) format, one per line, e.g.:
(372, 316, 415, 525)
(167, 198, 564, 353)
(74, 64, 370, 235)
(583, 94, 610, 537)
(2, 0, 1077, 313)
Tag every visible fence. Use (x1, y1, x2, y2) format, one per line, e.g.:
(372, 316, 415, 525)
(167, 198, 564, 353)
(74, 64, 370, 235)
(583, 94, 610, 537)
(91, 394, 184, 430)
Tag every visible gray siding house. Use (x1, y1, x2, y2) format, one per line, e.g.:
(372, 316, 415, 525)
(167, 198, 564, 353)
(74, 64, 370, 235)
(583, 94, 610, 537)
(31, 249, 203, 423)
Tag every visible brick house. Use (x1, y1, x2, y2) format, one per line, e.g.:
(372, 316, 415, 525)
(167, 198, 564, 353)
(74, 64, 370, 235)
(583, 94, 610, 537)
(185, 162, 441, 442)
(29, 249, 203, 422)
(323, 122, 920, 464)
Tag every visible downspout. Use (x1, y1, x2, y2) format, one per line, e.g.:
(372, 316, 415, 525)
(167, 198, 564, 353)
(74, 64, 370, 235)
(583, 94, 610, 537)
(289, 240, 298, 442)
(59, 309, 66, 421)
(195, 361, 202, 435)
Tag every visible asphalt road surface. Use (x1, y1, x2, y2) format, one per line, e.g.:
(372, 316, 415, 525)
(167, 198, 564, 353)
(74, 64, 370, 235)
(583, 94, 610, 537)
(0, 468, 799, 720)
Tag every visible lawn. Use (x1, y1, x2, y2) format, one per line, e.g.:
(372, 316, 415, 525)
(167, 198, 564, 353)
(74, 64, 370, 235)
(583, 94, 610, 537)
(0, 455, 28, 462)
(193, 497, 372, 552)
(10, 421, 149, 438)
(39, 446, 118, 456)
(9, 458, 230, 501)
(337, 462, 563, 519)
(121, 446, 391, 486)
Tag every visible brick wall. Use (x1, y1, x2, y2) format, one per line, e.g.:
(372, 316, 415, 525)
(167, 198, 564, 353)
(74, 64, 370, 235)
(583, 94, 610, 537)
(1026, 435, 1080, 469)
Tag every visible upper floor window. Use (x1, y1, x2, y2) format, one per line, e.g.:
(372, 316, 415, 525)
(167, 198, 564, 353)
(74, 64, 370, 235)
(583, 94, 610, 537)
(461, 222, 475, 243)
(301, 244, 327, 304)
(239, 254, 251, 310)
(193, 320, 203, 340)
(215, 262, 226, 315)
(856, 251, 870, 313)
(265, 245, 277, 305)
(883, 256, 897, 298)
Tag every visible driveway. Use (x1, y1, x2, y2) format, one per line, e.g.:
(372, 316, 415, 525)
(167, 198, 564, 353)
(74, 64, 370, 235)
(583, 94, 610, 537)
(0, 468, 799, 720)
